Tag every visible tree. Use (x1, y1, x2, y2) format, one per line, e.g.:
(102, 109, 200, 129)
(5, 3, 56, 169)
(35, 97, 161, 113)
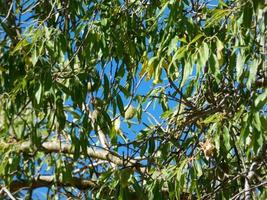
(0, 0, 266, 199)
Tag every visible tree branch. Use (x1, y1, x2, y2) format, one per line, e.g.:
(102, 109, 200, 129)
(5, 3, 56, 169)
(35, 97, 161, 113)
(0, 186, 16, 200)
(9, 175, 96, 193)
(231, 180, 267, 200)
(18, 141, 140, 167)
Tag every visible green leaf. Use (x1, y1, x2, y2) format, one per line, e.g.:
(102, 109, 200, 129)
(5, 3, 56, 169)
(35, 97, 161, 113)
(12, 39, 30, 53)
(101, 18, 108, 26)
(236, 51, 245, 81)
(170, 46, 186, 69)
(167, 36, 178, 55)
(161, 110, 173, 119)
(240, 113, 250, 144)
(247, 59, 259, 89)
(194, 159, 203, 177)
(216, 38, 224, 65)
(210, 54, 220, 83)
(118, 85, 130, 97)
(148, 139, 155, 154)
(243, 5, 253, 28)
(116, 95, 125, 117)
(103, 74, 110, 99)
(35, 84, 42, 105)
(140, 142, 147, 157)
(205, 9, 230, 27)
(149, 2, 169, 30)
(219, 0, 229, 7)
(181, 56, 192, 87)
(153, 60, 163, 84)
(253, 112, 261, 132)
(260, 116, 267, 131)
(14, 121, 25, 139)
(203, 113, 224, 124)
(255, 90, 267, 108)
(198, 42, 209, 69)
(223, 126, 231, 151)
(147, 56, 158, 80)
(31, 46, 38, 66)
(252, 129, 263, 154)
(189, 33, 204, 45)
(214, 132, 221, 153)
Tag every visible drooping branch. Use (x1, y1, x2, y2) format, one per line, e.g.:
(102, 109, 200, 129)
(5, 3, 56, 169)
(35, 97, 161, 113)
(9, 175, 96, 192)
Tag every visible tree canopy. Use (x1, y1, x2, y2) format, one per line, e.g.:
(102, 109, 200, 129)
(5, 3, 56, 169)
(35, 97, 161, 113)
(0, 0, 266, 199)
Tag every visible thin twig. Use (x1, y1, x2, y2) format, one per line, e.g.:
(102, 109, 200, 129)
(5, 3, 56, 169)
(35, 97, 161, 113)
(0, 186, 17, 200)
(230, 180, 267, 200)
(0, 2, 13, 24)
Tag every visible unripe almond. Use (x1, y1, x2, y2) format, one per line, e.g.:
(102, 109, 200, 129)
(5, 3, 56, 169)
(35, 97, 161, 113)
(87, 82, 96, 92)
(125, 105, 135, 120)
(91, 110, 99, 123)
(114, 117, 120, 131)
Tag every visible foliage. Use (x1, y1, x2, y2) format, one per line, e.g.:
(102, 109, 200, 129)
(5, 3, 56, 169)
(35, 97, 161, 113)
(0, 0, 266, 199)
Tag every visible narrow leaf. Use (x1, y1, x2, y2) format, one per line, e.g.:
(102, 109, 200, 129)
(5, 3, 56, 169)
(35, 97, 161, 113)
(116, 95, 125, 117)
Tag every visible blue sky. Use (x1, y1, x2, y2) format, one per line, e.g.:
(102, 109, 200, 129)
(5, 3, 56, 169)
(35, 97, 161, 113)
(1, 0, 220, 199)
